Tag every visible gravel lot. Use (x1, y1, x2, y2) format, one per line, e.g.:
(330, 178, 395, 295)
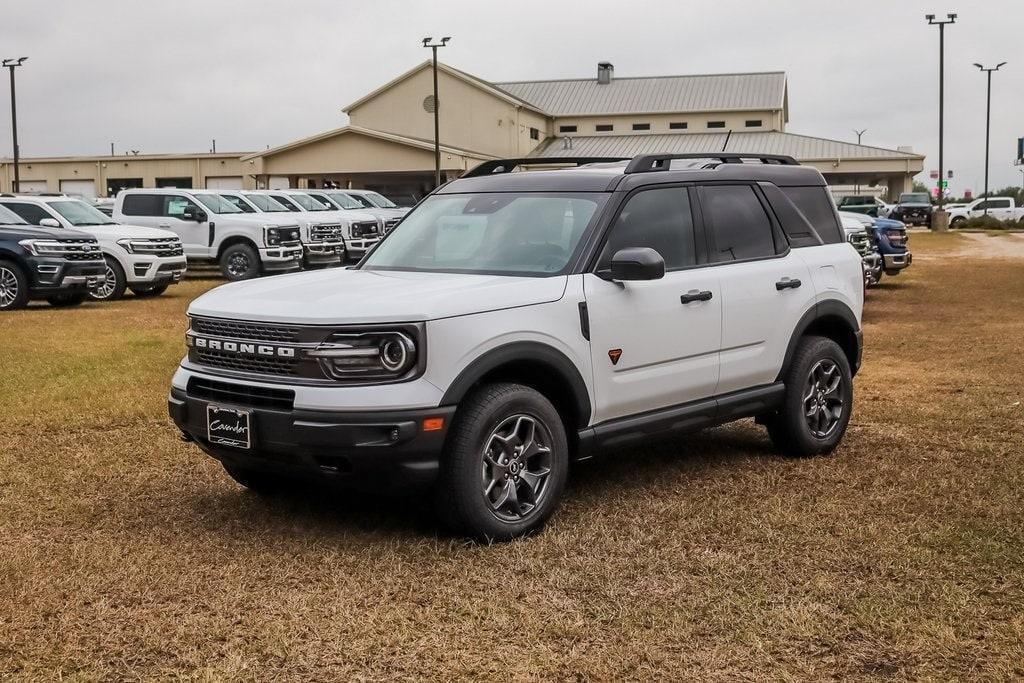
(1, 232, 1022, 679)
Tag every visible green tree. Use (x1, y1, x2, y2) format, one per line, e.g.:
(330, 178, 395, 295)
(912, 180, 930, 194)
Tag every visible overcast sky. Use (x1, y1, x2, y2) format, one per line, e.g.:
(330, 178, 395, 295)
(2, 0, 1022, 195)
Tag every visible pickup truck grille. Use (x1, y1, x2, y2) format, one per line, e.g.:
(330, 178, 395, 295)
(383, 218, 400, 233)
(350, 221, 379, 238)
(848, 231, 872, 257)
(190, 316, 301, 342)
(310, 224, 343, 242)
(127, 237, 184, 257)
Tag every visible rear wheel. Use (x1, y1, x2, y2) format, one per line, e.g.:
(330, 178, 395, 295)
(437, 383, 569, 542)
(129, 283, 169, 298)
(0, 260, 29, 311)
(219, 243, 260, 281)
(950, 216, 966, 228)
(89, 256, 127, 301)
(767, 336, 853, 457)
(46, 291, 87, 307)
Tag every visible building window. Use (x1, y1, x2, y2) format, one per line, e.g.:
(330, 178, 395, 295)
(596, 124, 614, 132)
(529, 127, 539, 140)
(707, 121, 726, 129)
(669, 122, 688, 130)
(745, 119, 763, 128)
(632, 123, 651, 131)
(559, 124, 577, 133)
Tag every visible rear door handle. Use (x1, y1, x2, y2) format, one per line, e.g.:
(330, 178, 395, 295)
(680, 289, 713, 304)
(775, 278, 802, 291)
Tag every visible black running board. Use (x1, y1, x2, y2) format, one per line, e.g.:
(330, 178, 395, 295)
(575, 383, 785, 459)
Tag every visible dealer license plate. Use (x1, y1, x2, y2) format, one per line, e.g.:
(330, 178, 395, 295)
(206, 405, 252, 449)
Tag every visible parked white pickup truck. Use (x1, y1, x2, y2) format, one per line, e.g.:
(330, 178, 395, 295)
(948, 197, 1024, 226)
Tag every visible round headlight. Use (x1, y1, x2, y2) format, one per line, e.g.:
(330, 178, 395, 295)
(380, 336, 411, 372)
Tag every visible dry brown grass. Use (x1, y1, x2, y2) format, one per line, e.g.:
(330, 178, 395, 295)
(2, 236, 1023, 680)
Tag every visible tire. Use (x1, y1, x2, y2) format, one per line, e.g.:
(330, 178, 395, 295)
(46, 291, 87, 307)
(436, 383, 569, 542)
(222, 464, 289, 495)
(88, 256, 127, 301)
(219, 243, 260, 281)
(129, 283, 169, 298)
(0, 260, 29, 311)
(767, 335, 853, 457)
(950, 216, 966, 228)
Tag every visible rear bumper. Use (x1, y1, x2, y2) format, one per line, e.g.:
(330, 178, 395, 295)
(169, 385, 454, 490)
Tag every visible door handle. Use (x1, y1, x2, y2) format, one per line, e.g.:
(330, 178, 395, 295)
(680, 289, 713, 304)
(775, 278, 802, 291)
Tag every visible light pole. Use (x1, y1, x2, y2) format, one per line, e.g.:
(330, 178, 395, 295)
(926, 13, 956, 228)
(973, 62, 1006, 216)
(422, 36, 450, 189)
(853, 130, 866, 193)
(2, 57, 27, 194)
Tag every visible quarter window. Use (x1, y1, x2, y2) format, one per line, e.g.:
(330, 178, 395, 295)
(599, 188, 696, 271)
(702, 185, 776, 261)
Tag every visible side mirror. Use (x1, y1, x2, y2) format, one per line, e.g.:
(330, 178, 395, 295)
(38, 217, 61, 228)
(183, 206, 207, 222)
(607, 247, 665, 281)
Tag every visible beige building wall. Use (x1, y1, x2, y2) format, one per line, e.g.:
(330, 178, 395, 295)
(347, 66, 550, 158)
(0, 154, 252, 196)
(551, 110, 784, 136)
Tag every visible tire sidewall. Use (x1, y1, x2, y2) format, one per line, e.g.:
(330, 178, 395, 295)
(0, 260, 29, 311)
(220, 243, 260, 281)
(443, 384, 569, 541)
(781, 336, 853, 455)
(130, 283, 169, 298)
(89, 256, 127, 301)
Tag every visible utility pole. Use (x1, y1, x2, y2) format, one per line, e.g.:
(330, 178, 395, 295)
(926, 14, 956, 229)
(110, 142, 115, 156)
(973, 62, 1006, 215)
(422, 36, 450, 189)
(2, 57, 27, 193)
(853, 130, 867, 193)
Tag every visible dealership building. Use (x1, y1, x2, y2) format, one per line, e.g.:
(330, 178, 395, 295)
(0, 61, 924, 201)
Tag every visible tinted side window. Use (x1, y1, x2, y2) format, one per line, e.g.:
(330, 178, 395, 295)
(780, 186, 843, 244)
(600, 187, 696, 271)
(702, 185, 776, 262)
(121, 194, 162, 216)
(1, 202, 53, 224)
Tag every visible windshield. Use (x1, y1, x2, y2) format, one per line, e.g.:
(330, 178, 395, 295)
(0, 204, 27, 225)
(322, 192, 363, 210)
(365, 191, 397, 208)
(287, 193, 332, 211)
(362, 192, 606, 276)
(195, 194, 243, 214)
(241, 194, 291, 212)
(900, 193, 931, 204)
(49, 200, 116, 226)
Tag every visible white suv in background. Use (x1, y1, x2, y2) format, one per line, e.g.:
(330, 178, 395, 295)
(310, 189, 408, 234)
(216, 190, 346, 267)
(257, 189, 380, 260)
(113, 189, 303, 281)
(0, 194, 186, 300)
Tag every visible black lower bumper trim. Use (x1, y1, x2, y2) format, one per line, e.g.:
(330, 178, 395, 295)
(169, 387, 454, 489)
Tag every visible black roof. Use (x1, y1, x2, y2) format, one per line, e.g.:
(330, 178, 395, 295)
(441, 153, 828, 194)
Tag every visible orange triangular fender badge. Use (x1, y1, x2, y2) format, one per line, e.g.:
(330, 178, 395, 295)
(608, 349, 622, 365)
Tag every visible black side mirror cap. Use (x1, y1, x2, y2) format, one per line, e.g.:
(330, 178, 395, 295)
(607, 247, 665, 281)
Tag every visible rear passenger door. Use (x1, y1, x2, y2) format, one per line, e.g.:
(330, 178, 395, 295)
(698, 183, 814, 394)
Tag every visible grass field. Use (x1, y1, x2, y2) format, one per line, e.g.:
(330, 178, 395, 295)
(2, 232, 1023, 679)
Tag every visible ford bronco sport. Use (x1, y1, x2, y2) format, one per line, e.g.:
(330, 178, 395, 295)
(169, 153, 864, 541)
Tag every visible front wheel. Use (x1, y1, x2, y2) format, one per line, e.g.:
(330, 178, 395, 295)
(219, 243, 260, 281)
(89, 256, 127, 301)
(437, 383, 569, 542)
(46, 291, 87, 307)
(0, 260, 29, 311)
(767, 336, 853, 457)
(129, 283, 169, 298)
(950, 216, 966, 228)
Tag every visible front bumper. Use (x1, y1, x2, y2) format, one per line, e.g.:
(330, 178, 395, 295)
(883, 252, 912, 272)
(169, 384, 454, 490)
(127, 257, 188, 285)
(258, 245, 304, 273)
(29, 258, 105, 294)
(345, 237, 379, 258)
(303, 240, 346, 266)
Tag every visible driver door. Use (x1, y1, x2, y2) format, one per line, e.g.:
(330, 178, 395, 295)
(160, 194, 208, 257)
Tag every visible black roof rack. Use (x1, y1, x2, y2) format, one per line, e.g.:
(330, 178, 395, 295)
(624, 153, 798, 174)
(462, 156, 629, 178)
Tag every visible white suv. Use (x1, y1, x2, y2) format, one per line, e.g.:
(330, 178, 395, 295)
(114, 189, 304, 280)
(169, 154, 864, 541)
(0, 194, 186, 300)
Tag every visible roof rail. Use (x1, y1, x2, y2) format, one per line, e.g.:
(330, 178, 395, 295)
(462, 156, 629, 178)
(624, 153, 799, 174)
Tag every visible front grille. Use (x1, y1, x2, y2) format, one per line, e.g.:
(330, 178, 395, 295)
(54, 238, 103, 261)
(157, 262, 185, 273)
(193, 347, 298, 376)
(848, 232, 872, 257)
(187, 376, 295, 410)
(383, 218, 400, 233)
(130, 237, 184, 257)
(191, 316, 300, 342)
(350, 221, 379, 238)
(311, 224, 342, 242)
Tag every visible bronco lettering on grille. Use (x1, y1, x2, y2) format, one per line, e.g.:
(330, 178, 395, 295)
(189, 336, 296, 358)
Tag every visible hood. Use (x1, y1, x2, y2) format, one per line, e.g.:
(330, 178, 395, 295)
(0, 224, 93, 240)
(82, 223, 180, 240)
(873, 217, 905, 229)
(188, 268, 569, 324)
(896, 201, 932, 208)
